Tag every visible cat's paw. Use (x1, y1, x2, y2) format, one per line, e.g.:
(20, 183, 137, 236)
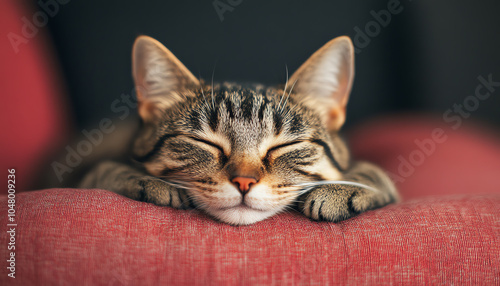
(298, 184, 385, 222)
(137, 177, 192, 209)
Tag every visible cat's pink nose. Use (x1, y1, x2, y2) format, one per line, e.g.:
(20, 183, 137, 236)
(232, 177, 258, 194)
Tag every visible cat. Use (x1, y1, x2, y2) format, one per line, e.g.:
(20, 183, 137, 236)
(78, 35, 399, 225)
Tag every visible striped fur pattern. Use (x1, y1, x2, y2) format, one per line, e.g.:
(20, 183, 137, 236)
(79, 36, 399, 225)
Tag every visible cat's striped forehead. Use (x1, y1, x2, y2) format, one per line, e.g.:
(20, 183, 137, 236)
(164, 84, 323, 145)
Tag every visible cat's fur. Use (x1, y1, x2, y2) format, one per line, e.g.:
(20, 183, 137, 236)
(78, 35, 399, 225)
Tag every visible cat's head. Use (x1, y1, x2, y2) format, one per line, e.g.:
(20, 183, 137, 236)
(131, 35, 354, 225)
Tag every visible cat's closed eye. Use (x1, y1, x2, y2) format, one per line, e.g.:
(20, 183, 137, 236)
(266, 141, 304, 156)
(186, 136, 227, 156)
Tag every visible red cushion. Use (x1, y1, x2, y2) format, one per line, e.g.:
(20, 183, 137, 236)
(0, 1, 71, 192)
(349, 116, 500, 199)
(0, 189, 498, 285)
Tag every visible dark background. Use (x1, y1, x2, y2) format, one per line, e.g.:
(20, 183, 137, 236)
(39, 0, 500, 131)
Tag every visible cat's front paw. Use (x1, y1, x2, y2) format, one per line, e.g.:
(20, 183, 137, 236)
(137, 177, 192, 209)
(299, 184, 384, 222)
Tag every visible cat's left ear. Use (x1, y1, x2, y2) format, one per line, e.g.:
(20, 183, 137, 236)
(288, 36, 354, 131)
(132, 35, 200, 122)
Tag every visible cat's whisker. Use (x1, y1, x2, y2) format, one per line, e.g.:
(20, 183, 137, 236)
(151, 178, 192, 190)
(293, 180, 380, 193)
(188, 193, 209, 209)
(182, 189, 200, 209)
(196, 72, 210, 110)
(282, 188, 308, 195)
(172, 182, 218, 193)
(281, 78, 298, 113)
(199, 86, 210, 111)
(168, 180, 195, 189)
(167, 178, 216, 190)
(211, 63, 217, 109)
(277, 65, 289, 111)
(287, 188, 314, 195)
(156, 177, 195, 190)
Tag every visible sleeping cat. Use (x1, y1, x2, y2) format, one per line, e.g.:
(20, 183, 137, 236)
(78, 35, 399, 225)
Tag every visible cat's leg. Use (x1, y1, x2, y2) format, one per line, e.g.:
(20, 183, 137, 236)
(299, 161, 399, 222)
(79, 161, 192, 209)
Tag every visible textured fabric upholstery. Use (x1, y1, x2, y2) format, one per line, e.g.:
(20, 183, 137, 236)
(0, 189, 498, 285)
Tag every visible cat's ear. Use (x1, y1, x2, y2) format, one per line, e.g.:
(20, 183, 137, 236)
(288, 36, 354, 131)
(132, 35, 199, 122)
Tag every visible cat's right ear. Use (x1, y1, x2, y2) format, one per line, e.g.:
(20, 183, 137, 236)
(132, 35, 199, 122)
(288, 36, 354, 132)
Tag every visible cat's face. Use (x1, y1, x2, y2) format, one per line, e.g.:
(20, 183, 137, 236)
(131, 36, 354, 225)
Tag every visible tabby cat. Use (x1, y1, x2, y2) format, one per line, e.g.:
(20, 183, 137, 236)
(79, 35, 399, 225)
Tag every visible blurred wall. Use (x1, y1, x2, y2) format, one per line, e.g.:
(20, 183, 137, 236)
(39, 0, 500, 130)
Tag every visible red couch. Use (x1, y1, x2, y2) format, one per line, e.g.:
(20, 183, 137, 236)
(1, 1, 499, 285)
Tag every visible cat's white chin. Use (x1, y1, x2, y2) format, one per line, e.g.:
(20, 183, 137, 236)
(208, 205, 281, 226)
